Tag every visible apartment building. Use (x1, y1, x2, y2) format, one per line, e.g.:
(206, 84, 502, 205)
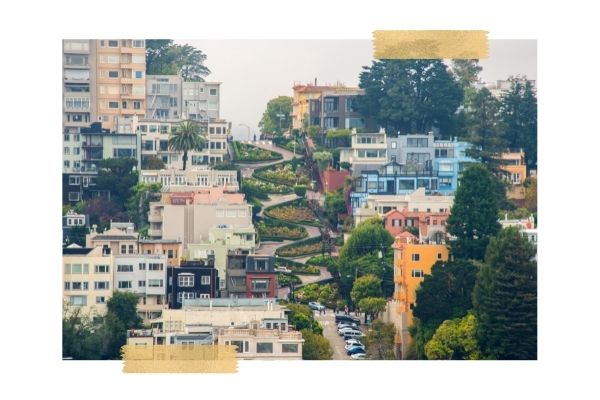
(386, 132, 435, 169)
(86, 222, 139, 255)
(339, 128, 388, 166)
(138, 239, 183, 267)
(62, 245, 114, 318)
(113, 253, 168, 322)
(94, 39, 146, 132)
(223, 254, 277, 299)
(167, 261, 220, 309)
(383, 208, 449, 244)
(145, 75, 182, 120)
(182, 81, 221, 122)
(433, 138, 478, 194)
(499, 150, 527, 185)
(140, 167, 239, 192)
(186, 225, 257, 290)
(147, 188, 253, 246)
(218, 328, 303, 360)
(353, 188, 454, 226)
(391, 232, 449, 359)
(292, 82, 371, 131)
(139, 118, 230, 167)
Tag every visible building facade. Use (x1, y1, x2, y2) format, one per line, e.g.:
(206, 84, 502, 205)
(339, 129, 388, 166)
(167, 261, 219, 309)
(138, 239, 183, 267)
(86, 222, 139, 256)
(218, 328, 303, 360)
(383, 208, 449, 244)
(140, 167, 239, 192)
(62, 245, 114, 318)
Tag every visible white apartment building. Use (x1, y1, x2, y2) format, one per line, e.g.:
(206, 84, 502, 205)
(114, 254, 168, 322)
(62, 245, 114, 318)
(139, 167, 238, 192)
(339, 128, 388, 166)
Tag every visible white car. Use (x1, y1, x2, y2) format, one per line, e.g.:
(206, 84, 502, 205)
(350, 353, 366, 360)
(337, 322, 358, 329)
(345, 339, 362, 347)
(275, 266, 291, 273)
(338, 326, 361, 336)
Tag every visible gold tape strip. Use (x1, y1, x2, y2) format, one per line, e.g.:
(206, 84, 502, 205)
(373, 30, 488, 59)
(122, 345, 238, 373)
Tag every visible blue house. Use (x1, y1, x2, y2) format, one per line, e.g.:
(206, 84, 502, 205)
(432, 139, 478, 194)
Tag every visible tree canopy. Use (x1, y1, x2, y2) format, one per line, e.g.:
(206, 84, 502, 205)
(425, 313, 481, 360)
(146, 40, 210, 81)
(446, 164, 501, 260)
(364, 320, 396, 360)
(301, 329, 333, 360)
(168, 120, 207, 170)
(473, 227, 537, 360)
(356, 59, 463, 137)
(351, 274, 383, 305)
(358, 297, 387, 324)
(259, 96, 292, 135)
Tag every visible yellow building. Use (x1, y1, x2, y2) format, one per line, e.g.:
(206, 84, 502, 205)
(291, 84, 324, 130)
(392, 231, 449, 358)
(94, 39, 146, 131)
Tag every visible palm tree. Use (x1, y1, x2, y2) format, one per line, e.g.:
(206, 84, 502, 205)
(168, 120, 207, 170)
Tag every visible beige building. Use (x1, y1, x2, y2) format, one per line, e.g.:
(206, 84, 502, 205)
(63, 245, 114, 317)
(354, 188, 454, 226)
(86, 222, 139, 255)
(339, 128, 388, 166)
(139, 239, 183, 267)
(140, 167, 239, 192)
(94, 39, 146, 132)
(147, 188, 253, 246)
(218, 328, 303, 360)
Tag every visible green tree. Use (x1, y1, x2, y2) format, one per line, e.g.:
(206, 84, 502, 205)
(446, 164, 501, 260)
(358, 297, 387, 324)
(464, 88, 505, 166)
(425, 313, 481, 360)
(63, 304, 100, 359)
(351, 275, 383, 305)
(500, 81, 537, 169)
(324, 190, 346, 226)
(293, 185, 307, 198)
(100, 292, 143, 359)
(259, 96, 292, 135)
(95, 158, 138, 208)
(64, 225, 89, 247)
(146, 40, 210, 81)
(339, 218, 394, 298)
(287, 303, 322, 334)
(452, 59, 482, 90)
(301, 329, 333, 360)
(307, 125, 320, 138)
(524, 176, 537, 213)
(411, 259, 477, 358)
(84, 197, 128, 230)
(312, 151, 333, 171)
(356, 59, 463, 137)
(141, 156, 166, 170)
(364, 320, 396, 360)
(169, 120, 207, 171)
(473, 227, 537, 360)
(126, 182, 162, 234)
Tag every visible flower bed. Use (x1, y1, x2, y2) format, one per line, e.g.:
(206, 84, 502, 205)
(264, 199, 321, 226)
(275, 236, 325, 258)
(256, 218, 308, 241)
(277, 273, 302, 287)
(253, 161, 311, 187)
(275, 257, 320, 275)
(232, 141, 282, 162)
(243, 178, 292, 194)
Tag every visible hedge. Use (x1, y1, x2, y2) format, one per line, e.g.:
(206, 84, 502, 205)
(275, 235, 325, 258)
(263, 198, 322, 227)
(232, 141, 282, 163)
(274, 257, 320, 275)
(256, 217, 308, 242)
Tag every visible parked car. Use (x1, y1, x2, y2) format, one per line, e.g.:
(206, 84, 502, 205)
(275, 266, 291, 273)
(338, 327, 361, 336)
(347, 346, 366, 356)
(345, 343, 365, 351)
(350, 353, 366, 360)
(308, 302, 325, 311)
(335, 314, 361, 324)
(345, 339, 363, 347)
(344, 331, 365, 340)
(337, 322, 358, 330)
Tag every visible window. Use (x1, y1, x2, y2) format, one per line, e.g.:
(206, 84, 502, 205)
(96, 296, 106, 304)
(177, 292, 196, 303)
(138, 280, 146, 287)
(118, 281, 132, 289)
(148, 279, 163, 288)
(251, 279, 268, 290)
(255, 259, 269, 271)
(167, 249, 174, 259)
(71, 282, 87, 291)
(209, 88, 217, 95)
(64, 282, 71, 290)
(178, 275, 194, 287)
(108, 101, 119, 109)
(133, 40, 144, 48)
(94, 281, 109, 290)
(256, 343, 273, 353)
(391, 141, 397, 149)
(65, 264, 89, 274)
(135, 71, 144, 79)
(108, 71, 119, 78)
(64, 160, 70, 168)
(64, 147, 70, 155)
(512, 173, 521, 184)
(282, 343, 298, 353)
(411, 254, 420, 262)
(64, 134, 70, 142)
(201, 275, 211, 286)
(127, 244, 134, 254)
(69, 296, 87, 306)
(133, 101, 141, 110)
(139, 263, 146, 270)
(439, 163, 453, 172)
(108, 40, 118, 47)
(117, 265, 134, 272)
(437, 253, 443, 260)
(407, 138, 429, 147)
(69, 176, 81, 185)
(230, 340, 248, 353)
(411, 269, 424, 278)
(392, 219, 401, 227)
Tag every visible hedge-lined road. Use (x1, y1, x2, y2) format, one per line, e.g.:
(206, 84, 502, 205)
(235, 141, 298, 177)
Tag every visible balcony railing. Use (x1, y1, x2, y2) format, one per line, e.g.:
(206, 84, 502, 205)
(218, 328, 302, 340)
(148, 214, 162, 223)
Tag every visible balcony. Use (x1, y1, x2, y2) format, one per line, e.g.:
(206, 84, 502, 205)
(128, 329, 153, 338)
(137, 303, 167, 313)
(148, 228, 162, 237)
(148, 214, 162, 223)
(82, 142, 103, 148)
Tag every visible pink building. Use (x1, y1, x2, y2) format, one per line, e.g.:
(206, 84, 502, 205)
(383, 208, 449, 243)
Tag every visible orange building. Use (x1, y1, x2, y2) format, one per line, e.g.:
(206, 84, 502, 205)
(392, 231, 449, 358)
(138, 239, 183, 267)
(499, 150, 527, 185)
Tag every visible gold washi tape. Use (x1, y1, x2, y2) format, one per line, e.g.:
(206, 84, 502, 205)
(122, 345, 238, 373)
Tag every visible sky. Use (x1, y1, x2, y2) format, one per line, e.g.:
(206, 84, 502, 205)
(178, 39, 537, 140)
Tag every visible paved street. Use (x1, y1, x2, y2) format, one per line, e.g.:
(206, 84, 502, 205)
(314, 310, 349, 360)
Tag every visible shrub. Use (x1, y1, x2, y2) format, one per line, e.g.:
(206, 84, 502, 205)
(294, 185, 308, 197)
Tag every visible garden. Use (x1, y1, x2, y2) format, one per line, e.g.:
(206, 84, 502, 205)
(256, 217, 308, 241)
(294, 283, 340, 309)
(273, 136, 305, 154)
(264, 199, 321, 226)
(277, 273, 302, 287)
(242, 177, 293, 194)
(275, 236, 326, 258)
(232, 141, 283, 162)
(275, 257, 320, 275)
(253, 161, 311, 187)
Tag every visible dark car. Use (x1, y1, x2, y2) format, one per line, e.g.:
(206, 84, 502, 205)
(335, 314, 360, 325)
(347, 346, 366, 356)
